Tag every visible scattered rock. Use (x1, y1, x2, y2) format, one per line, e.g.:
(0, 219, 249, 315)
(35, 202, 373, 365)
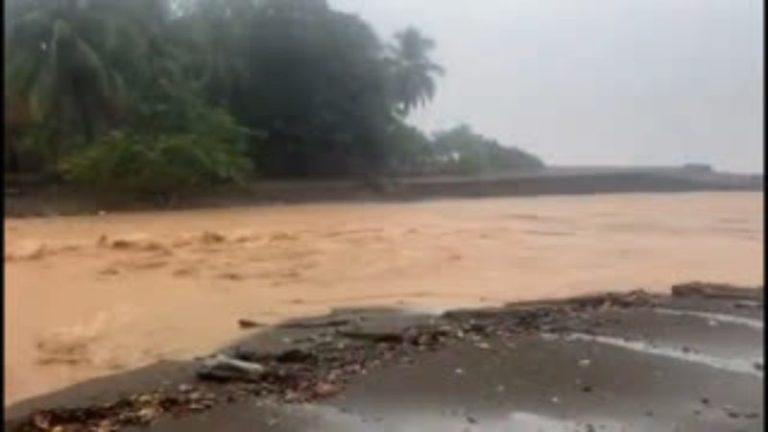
(281, 319, 350, 329)
(197, 354, 265, 382)
(136, 406, 160, 423)
(722, 405, 741, 418)
(313, 382, 342, 398)
(475, 341, 491, 350)
(32, 413, 51, 430)
(94, 419, 116, 432)
(13, 284, 762, 432)
(273, 348, 317, 364)
(338, 330, 404, 344)
(178, 384, 194, 393)
(734, 300, 762, 309)
(671, 282, 763, 300)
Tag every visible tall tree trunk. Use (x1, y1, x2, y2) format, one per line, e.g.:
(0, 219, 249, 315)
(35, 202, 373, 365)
(79, 100, 94, 144)
(5, 137, 21, 173)
(73, 77, 95, 144)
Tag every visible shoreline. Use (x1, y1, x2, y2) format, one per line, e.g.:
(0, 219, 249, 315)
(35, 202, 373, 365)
(5, 169, 762, 218)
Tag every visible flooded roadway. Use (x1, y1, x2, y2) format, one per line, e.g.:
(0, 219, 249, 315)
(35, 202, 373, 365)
(7, 289, 763, 431)
(4, 192, 763, 405)
(131, 293, 763, 432)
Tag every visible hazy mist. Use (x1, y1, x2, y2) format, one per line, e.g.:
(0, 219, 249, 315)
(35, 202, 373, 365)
(332, 0, 764, 173)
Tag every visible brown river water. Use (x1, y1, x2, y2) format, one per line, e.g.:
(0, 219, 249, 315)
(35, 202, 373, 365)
(4, 192, 763, 405)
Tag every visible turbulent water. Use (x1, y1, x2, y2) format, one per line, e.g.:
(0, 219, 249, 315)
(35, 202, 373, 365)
(4, 192, 763, 405)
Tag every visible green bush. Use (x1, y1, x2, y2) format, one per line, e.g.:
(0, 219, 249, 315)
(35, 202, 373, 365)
(60, 131, 252, 197)
(60, 100, 254, 197)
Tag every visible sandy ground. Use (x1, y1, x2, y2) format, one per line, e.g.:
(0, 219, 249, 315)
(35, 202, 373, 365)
(4, 192, 763, 405)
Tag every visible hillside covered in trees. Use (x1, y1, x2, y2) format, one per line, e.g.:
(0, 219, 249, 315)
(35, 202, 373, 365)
(5, 0, 545, 197)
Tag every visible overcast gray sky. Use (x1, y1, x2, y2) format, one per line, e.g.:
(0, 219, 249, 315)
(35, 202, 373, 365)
(331, 0, 763, 173)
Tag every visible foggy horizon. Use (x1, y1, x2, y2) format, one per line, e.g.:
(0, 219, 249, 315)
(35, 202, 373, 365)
(332, 0, 764, 174)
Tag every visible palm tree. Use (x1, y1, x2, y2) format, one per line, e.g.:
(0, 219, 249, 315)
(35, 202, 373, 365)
(388, 27, 444, 116)
(5, 0, 139, 163)
(173, 0, 253, 108)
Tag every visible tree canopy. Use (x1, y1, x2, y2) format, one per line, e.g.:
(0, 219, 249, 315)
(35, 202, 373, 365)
(5, 0, 544, 194)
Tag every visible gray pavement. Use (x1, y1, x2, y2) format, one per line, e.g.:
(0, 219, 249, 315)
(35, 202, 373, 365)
(7, 290, 764, 432)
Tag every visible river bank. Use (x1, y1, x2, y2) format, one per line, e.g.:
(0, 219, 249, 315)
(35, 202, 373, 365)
(5, 168, 762, 218)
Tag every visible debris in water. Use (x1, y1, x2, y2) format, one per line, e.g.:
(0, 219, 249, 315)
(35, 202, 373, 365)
(219, 272, 245, 281)
(238, 319, 265, 329)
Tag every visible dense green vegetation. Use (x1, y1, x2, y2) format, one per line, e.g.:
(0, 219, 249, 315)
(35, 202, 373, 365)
(5, 0, 544, 195)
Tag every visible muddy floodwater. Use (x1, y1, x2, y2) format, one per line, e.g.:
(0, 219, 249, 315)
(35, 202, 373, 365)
(4, 192, 763, 405)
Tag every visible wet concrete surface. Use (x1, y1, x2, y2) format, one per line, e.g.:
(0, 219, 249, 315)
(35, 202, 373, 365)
(7, 290, 764, 431)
